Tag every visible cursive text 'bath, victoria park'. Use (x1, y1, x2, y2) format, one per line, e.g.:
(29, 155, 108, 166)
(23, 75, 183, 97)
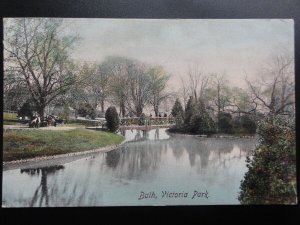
(138, 190, 209, 200)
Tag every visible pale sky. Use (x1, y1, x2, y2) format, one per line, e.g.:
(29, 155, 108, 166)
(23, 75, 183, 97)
(65, 19, 294, 90)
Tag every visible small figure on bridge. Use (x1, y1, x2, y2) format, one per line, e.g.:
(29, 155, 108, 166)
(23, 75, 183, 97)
(164, 113, 167, 117)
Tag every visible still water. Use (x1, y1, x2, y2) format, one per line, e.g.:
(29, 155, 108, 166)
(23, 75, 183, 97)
(2, 128, 257, 207)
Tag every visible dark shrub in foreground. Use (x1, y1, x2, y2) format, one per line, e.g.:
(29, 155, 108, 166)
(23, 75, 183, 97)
(239, 115, 296, 204)
(105, 106, 120, 132)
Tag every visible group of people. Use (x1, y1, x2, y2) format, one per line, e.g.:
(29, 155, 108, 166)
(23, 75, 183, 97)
(29, 113, 63, 128)
(149, 113, 171, 118)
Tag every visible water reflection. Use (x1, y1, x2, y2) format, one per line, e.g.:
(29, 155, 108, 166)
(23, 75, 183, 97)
(20, 165, 64, 207)
(3, 129, 257, 207)
(119, 128, 169, 142)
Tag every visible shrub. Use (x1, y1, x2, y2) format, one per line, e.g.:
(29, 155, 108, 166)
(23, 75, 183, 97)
(218, 112, 233, 133)
(171, 98, 184, 117)
(240, 115, 256, 134)
(175, 111, 184, 129)
(105, 106, 120, 132)
(184, 96, 196, 129)
(239, 115, 296, 204)
(232, 115, 257, 134)
(189, 113, 216, 134)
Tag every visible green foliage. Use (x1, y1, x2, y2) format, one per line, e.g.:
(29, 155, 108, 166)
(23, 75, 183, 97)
(239, 115, 296, 204)
(189, 112, 216, 134)
(175, 112, 184, 129)
(233, 115, 257, 134)
(240, 115, 257, 134)
(171, 98, 184, 117)
(184, 96, 196, 127)
(218, 112, 233, 133)
(181, 97, 216, 134)
(105, 106, 120, 132)
(77, 103, 93, 117)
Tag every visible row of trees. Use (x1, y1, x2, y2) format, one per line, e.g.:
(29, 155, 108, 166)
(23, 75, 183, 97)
(171, 96, 256, 135)
(4, 19, 171, 120)
(169, 54, 294, 135)
(68, 57, 171, 119)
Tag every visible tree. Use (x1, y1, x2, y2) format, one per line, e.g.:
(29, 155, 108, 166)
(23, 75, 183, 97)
(4, 18, 78, 120)
(101, 56, 131, 117)
(184, 96, 196, 128)
(97, 63, 112, 112)
(186, 64, 210, 101)
(229, 87, 258, 116)
(245, 54, 294, 116)
(3, 69, 31, 111)
(76, 63, 100, 119)
(239, 115, 296, 204)
(206, 74, 232, 127)
(125, 61, 152, 117)
(148, 66, 170, 117)
(171, 98, 184, 117)
(189, 112, 216, 134)
(105, 106, 120, 132)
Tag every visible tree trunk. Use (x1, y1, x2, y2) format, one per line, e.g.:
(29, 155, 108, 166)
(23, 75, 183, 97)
(37, 105, 45, 121)
(101, 99, 105, 113)
(136, 106, 143, 117)
(120, 99, 126, 117)
(154, 105, 159, 117)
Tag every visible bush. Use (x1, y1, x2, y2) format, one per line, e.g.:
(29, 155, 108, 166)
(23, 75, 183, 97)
(189, 113, 216, 134)
(171, 98, 184, 117)
(240, 115, 256, 134)
(105, 106, 120, 132)
(175, 111, 184, 129)
(218, 112, 233, 133)
(184, 96, 196, 128)
(239, 115, 296, 204)
(232, 115, 257, 134)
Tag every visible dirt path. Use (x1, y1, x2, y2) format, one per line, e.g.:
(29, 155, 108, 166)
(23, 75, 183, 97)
(3, 125, 77, 131)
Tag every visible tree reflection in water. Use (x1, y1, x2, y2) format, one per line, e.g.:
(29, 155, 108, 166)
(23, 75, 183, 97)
(20, 165, 64, 207)
(106, 150, 121, 168)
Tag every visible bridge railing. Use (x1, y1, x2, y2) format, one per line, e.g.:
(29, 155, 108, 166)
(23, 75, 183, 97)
(72, 116, 175, 127)
(120, 117, 175, 126)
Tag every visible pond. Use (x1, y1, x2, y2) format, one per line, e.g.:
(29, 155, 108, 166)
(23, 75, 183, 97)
(2, 128, 257, 207)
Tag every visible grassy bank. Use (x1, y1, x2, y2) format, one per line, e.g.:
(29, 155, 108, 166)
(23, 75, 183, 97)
(3, 112, 17, 120)
(3, 129, 124, 162)
(167, 127, 256, 137)
(3, 112, 19, 125)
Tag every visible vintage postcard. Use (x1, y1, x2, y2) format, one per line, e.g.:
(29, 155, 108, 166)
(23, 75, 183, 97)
(2, 18, 296, 207)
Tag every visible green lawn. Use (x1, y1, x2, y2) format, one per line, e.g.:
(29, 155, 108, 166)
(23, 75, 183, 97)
(3, 128, 124, 162)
